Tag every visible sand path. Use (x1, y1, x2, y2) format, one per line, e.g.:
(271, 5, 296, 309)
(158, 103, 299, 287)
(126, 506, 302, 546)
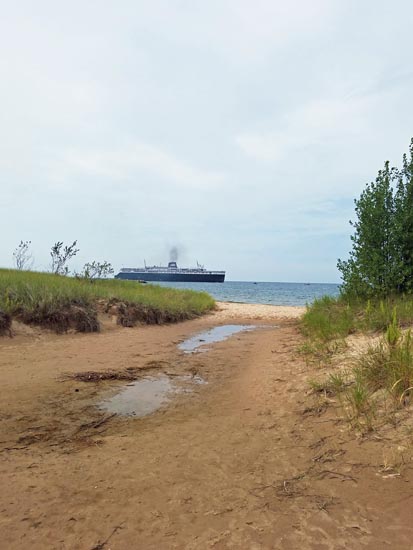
(0, 303, 412, 549)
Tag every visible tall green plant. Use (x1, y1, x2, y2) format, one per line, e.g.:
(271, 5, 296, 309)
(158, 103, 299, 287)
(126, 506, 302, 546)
(394, 140, 413, 293)
(338, 138, 413, 298)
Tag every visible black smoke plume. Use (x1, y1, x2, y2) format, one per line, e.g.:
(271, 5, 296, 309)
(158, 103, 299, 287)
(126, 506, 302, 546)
(169, 246, 179, 263)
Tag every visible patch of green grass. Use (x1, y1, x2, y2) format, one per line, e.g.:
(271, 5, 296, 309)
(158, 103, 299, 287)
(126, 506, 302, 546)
(308, 370, 349, 395)
(358, 330, 413, 403)
(298, 338, 347, 368)
(302, 295, 413, 343)
(301, 296, 355, 341)
(0, 269, 215, 333)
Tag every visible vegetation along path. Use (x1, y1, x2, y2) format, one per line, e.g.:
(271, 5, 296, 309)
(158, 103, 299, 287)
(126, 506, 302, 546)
(1, 303, 412, 549)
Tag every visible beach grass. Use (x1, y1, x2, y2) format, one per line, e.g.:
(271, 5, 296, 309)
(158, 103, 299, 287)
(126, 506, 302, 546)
(0, 269, 215, 333)
(309, 327, 413, 432)
(301, 295, 413, 342)
(303, 295, 413, 431)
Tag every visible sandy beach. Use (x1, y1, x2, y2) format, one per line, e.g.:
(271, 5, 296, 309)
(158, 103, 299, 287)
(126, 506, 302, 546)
(215, 301, 306, 320)
(1, 302, 412, 549)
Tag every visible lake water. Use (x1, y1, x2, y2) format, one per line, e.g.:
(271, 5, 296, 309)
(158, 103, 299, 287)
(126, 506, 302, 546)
(154, 281, 340, 306)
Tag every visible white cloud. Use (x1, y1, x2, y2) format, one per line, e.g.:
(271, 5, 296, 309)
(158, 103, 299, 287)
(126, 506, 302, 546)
(236, 95, 375, 162)
(54, 143, 226, 190)
(139, 0, 339, 61)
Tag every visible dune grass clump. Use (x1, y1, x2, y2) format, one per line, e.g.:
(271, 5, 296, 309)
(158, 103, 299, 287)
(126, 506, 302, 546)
(0, 269, 215, 334)
(302, 295, 413, 343)
(300, 296, 356, 364)
(303, 295, 413, 431)
(357, 327, 413, 404)
(339, 326, 413, 431)
(308, 371, 349, 395)
(309, 313, 413, 432)
(301, 295, 413, 374)
(301, 296, 355, 341)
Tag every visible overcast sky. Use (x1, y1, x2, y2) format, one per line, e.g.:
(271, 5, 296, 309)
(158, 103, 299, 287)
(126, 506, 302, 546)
(1, 1, 413, 282)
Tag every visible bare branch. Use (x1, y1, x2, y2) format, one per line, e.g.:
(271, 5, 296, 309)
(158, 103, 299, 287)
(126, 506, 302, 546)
(13, 240, 34, 271)
(78, 261, 114, 281)
(50, 240, 79, 275)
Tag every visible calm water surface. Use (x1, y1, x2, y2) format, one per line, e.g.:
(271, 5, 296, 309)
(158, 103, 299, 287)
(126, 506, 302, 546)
(154, 281, 339, 306)
(178, 324, 258, 353)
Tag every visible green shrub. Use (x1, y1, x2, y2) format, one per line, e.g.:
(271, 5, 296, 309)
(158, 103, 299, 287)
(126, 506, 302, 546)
(338, 138, 413, 298)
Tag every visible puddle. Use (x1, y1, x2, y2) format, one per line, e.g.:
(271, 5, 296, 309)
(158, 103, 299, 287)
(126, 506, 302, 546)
(178, 324, 258, 353)
(98, 374, 206, 417)
(98, 324, 274, 417)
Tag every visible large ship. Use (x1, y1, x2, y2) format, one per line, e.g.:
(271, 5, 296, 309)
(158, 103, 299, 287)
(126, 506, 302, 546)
(115, 261, 226, 283)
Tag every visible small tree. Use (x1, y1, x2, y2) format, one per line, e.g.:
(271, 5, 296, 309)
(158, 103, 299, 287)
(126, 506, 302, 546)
(13, 240, 34, 270)
(338, 138, 413, 298)
(79, 261, 114, 281)
(50, 240, 79, 275)
(393, 140, 413, 293)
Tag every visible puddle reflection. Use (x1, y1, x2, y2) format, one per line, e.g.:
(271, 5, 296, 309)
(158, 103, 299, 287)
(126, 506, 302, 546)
(178, 325, 258, 353)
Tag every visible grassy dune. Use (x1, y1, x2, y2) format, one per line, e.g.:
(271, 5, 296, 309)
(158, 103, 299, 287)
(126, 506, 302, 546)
(302, 295, 413, 432)
(0, 269, 215, 334)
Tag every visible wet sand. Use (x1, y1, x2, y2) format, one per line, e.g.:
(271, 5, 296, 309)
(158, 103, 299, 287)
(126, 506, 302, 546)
(0, 302, 412, 549)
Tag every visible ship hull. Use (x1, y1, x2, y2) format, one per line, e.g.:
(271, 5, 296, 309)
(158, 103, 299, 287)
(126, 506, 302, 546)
(115, 272, 225, 283)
